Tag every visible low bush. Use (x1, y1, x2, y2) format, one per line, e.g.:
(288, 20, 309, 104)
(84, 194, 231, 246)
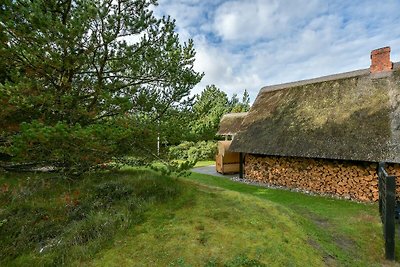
(169, 141, 217, 161)
(168, 141, 195, 160)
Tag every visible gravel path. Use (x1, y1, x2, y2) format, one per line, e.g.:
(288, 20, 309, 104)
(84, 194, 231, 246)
(191, 165, 238, 178)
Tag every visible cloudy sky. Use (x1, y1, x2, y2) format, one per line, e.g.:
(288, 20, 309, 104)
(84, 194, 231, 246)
(154, 0, 400, 102)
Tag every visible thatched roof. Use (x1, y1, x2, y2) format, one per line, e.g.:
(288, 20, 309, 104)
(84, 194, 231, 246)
(230, 62, 400, 163)
(217, 112, 248, 136)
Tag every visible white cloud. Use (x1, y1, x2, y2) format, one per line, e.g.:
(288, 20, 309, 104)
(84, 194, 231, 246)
(213, 1, 279, 41)
(213, 0, 324, 43)
(154, 0, 400, 103)
(192, 40, 264, 98)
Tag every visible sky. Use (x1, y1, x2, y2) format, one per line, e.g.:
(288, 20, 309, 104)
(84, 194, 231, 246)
(153, 0, 400, 102)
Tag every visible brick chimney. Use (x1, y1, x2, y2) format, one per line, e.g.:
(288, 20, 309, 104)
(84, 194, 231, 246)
(370, 46, 393, 73)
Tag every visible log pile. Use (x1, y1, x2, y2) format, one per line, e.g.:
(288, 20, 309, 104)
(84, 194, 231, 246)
(387, 165, 400, 200)
(244, 154, 400, 202)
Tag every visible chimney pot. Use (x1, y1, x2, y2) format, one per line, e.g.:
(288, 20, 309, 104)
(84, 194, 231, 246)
(370, 46, 393, 73)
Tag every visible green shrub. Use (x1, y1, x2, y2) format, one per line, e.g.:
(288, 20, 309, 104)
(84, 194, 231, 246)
(168, 141, 195, 160)
(169, 141, 217, 161)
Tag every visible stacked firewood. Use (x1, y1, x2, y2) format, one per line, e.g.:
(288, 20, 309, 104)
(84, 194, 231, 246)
(387, 165, 400, 199)
(244, 155, 400, 202)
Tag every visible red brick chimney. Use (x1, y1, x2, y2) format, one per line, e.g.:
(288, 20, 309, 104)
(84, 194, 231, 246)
(370, 46, 393, 73)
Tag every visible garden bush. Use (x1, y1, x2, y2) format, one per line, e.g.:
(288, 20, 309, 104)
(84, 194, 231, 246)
(169, 141, 217, 161)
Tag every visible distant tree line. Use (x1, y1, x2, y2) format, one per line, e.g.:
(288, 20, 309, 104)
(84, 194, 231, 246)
(165, 85, 250, 162)
(188, 84, 250, 142)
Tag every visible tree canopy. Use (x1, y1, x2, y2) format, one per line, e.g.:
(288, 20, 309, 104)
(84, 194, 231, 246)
(189, 85, 250, 141)
(0, 0, 203, 173)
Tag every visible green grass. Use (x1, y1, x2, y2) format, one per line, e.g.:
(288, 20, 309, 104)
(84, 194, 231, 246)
(0, 170, 181, 266)
(0, 168, 398, 266)
(186, 172, 399, 266)
(194, 160, 215, 168)
(84, 171, 397, 266)
(89, 183, 323, 266)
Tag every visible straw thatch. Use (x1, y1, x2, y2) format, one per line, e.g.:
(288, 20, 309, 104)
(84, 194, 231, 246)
(230, 63, 400, 163)
(217, 112, 248, 136)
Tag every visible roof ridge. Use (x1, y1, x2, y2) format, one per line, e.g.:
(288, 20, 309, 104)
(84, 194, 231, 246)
(260, 61, 400, 93)
(222, 112, 248, 117)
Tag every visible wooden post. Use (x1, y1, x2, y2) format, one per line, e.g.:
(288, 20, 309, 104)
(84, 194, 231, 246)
(239, 153, 244, 179)
(378, 162, 396, 261)
(384, 174, 396, 260)
(378, 162, 384, 217)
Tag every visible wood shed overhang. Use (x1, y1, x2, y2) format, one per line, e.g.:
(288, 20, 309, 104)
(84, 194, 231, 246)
(230, 55, 400, 163)
(217, 112, 248, 136)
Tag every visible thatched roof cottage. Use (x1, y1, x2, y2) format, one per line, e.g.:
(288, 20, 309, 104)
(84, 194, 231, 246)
(228, 47, 400, 202)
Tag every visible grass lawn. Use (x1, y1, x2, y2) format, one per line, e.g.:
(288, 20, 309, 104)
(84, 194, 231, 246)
(90, 183, 324, 266)
(194, 160, 215, 168)
(0, 166, 398, 266)
(85, 171, 398, 266)
(186, 172, 400, 266)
